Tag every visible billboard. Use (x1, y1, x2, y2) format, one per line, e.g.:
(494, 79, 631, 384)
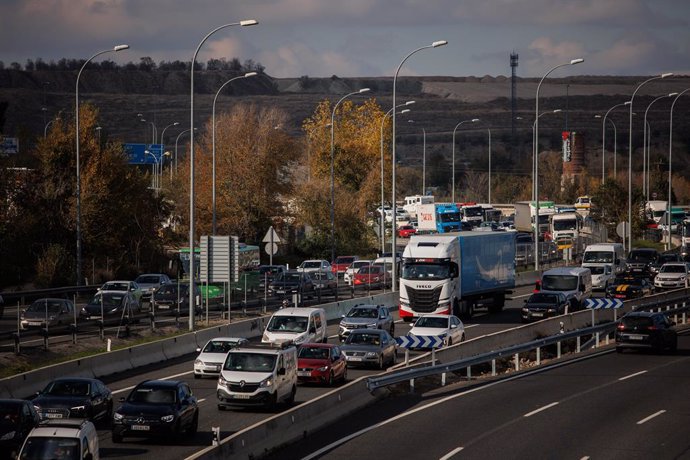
(0, 137, 19, 155)
(562, 131, 572, 162)
(123, 143, 164, 165)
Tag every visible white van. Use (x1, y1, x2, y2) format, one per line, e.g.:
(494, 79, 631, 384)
(539, 267, 592, 310)
(582, 243, 626, 276)
(216, 342, 297, 410)
(262, 307, 327, 345)
(19, 419, 99, 460)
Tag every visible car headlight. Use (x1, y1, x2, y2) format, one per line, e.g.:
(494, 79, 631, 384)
(294, 334, 306, 344)
(194, 359, 203, 365)
(0, 431, 16, 441)
(161, 414, 175, 423)
(218, 374, 228, 386)
(108, 308, 119, 313)
(260, 377, 273, 388)
(70, 405, 86, 411)
(48, 316, 56, 320)
(317, 366, 329, 372)
(33, 405, 41, 412)
(80, 308, 88, 314)
(547, 308, 557, 313)
(367, 323, 378, 329)
(522, 307, 529, 312)
(113, 412, 123, 421)
(366, 352, 378, 358)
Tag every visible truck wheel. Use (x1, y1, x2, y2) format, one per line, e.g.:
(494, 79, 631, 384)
(461, 301, 474, 320)
(452, 299, 460, 317)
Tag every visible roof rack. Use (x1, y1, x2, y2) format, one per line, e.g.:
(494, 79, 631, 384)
(38, 419, 91, 429)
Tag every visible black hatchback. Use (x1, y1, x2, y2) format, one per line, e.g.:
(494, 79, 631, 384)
(0, 399, 40, 460)
(616, 311, 678, 353)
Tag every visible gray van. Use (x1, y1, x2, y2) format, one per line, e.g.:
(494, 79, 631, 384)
(539, 267, 592, 310)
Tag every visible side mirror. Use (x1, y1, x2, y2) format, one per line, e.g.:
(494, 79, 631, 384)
(278, 367, 286, 376)
(523, 299, 528, 303)
(450, 324, 457, 329)
(119, 397, 125, 403)
(195, 347, 201, 353)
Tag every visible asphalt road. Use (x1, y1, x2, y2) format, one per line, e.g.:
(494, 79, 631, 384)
(272, 335, 690, 460)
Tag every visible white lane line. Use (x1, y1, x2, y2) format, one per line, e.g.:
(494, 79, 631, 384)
(439, 446, 464, 460)
(524, 402, 559, 417)
(619, 370, 647, 381)
(580, 456, 590, 460)
(637, 410, 666, 425)
(511, 293, 533, 299)
(112, 370, 194, 394)
(198, 398, 206, 403)
(464, 324, 480, 329)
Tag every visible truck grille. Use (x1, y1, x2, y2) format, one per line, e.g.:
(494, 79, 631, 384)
(407, 286, 443, 313)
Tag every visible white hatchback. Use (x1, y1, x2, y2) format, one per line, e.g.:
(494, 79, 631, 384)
(194, 337, 248, 379)
(653, 262, 690, 289)
(409, 314, 465, 347)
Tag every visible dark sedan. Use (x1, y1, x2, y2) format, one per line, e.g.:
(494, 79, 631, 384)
(311, 271, 338, 295)
(521, 292, 569, 322)
(616, 311, 677, 353)
(112, 380, 198, 443)
(80, 290, 141, 320)
(340, 329, 397, 369)
(268, 270, 314, 296)
(606, 274, 653, 300)
(152, 283, 201, 314)
(32, 378, 112, 424)
(0, 399, 41, 460)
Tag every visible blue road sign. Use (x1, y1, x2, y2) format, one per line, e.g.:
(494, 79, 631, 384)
(395, 334, 444, 349)
(123, 143, 164, 165)
(584, 298, 623, 309)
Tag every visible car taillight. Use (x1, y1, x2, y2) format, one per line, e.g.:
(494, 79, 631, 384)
(647, 325, 657, 331)
(617, 324, 625, 331)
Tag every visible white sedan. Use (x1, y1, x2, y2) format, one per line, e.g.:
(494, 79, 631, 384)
(193, 337, 248, 379)
(653, 262, 690, 289)
(409, 314, 465, 347)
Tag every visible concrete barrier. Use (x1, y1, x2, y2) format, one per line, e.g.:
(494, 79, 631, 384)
(128, 340, 168, 368)
(87, 348, 133, 380)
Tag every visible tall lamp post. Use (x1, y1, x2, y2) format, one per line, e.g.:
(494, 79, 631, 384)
(534, 58, 584, 270)
(75, 44, 129, 285)
(391, 41, 447, 291)
(330, 88, 370, 267)
(487, 127, 492, 204)
(643, 93, 676, 201)
(598, 101, 630, 183)
(666, 89, 689, 250)
(44, 117, 61, 138)
(174, 128, 196, 178)
(188, 19, 258, 332)
(211, 72, 257, 235)
(451, 118, 479, 202)
(380, 102, 414, 253)
(532, 109, 562, 199)
(627, 73, 672, 252)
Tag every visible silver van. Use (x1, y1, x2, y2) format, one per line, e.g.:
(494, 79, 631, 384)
(539, 267, 592, 310)
(262, 307, 327, 345)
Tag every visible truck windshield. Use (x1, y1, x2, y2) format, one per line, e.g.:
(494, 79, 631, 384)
(438, 213, 460, 223)
(553, 219, 576, 231)
(582, 251, 613, 263)
(541, 275, 578, 291)
(401, 263, 450, 280)
(536, 215, 550, 225)
(464, 207, 483, 217)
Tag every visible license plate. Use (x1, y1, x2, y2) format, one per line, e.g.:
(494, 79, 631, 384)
(348, 357, 362, 362)
(615, 294, 625, 298)
(45, 413, 62, 419)
(131, 425, 150, 431)
(531, 312, 544, 317)
(157, 305, 170, 309)
(232, 394, 251, 399)
(28, 321, 42, 326)
(276, 290, 286, 294)
(626, 334, 644, 341)
(298, 371, 311, 377)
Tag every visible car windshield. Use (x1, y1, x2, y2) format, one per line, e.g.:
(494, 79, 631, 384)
(352, 261, 370, 270)
(88, 293, 124, 307)
(26, 301, 63, 313)
(629, 251, 656, 262)
(402, 263, 450, 280)
(658, 255, 679, 264)
(529, 294, 560, 304)
(347, 333, 381, 346)
(0, 402, 20, 425)
(541, 275, 578, 291)
(102, 282, 130, 291)
(553, 219, 577, 231)
(44, 380, 90, 396)
(302, 261, 321, 268)
(136, 275, 161, 284)
(438, 212, 461, 223)
(358, 266, 382, 275)
(156, 284, 180, 295)
(278, 273, 302, 282)
(414, 317, 448, 328)
(346, 308, 378, 318)
(128, 387, 176, 404)
(20, 437, 80, 460)
(298, 346, 329, 359)
(224, 353, 276, 372)
(259, 266, 282, 275)
(202, 340, 238, 353)
(335, 257, 355, 265)
(660, 265, 686, 273)
(464, 207, 483, 217)
(622, 316, 653, 328)
(312, 272, 331, 280)
(266, 316, 308, 333)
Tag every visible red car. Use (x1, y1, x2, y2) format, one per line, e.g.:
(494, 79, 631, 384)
(297, 343, 347, 385)
(332, 256, 358, 275)
(397, 225, 417, 238)
(353, 265, 388, 289)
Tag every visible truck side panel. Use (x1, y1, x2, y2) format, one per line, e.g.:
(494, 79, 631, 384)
(458, 232, 516, 297)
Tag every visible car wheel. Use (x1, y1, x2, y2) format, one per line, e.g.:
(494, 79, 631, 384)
(378, 355, 384, 370)
(187, 412, 198, 436)
(112, 432, 123, 443)
(194, 373, 201, 379)
(391, 350, 397, 366)
(341, 366, 348, 382)
(286, 386, 296, 406)
(327, 371, 334, 386)
(447, 338, 453, 347)
(389, 324, 395, 336)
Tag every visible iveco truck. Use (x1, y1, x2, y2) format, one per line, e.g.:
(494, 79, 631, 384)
(399, 232, 515, 321)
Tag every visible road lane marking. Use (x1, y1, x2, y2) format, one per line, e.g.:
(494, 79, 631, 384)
(511, 293, 533, 299)
(524, 402, 559, 417)
(619, 370, 647, 381)
(439, 447, 464, 460)
(198, 398, 206, 403)
(637, 410, 665, 425)
(580, 456, 590, 460)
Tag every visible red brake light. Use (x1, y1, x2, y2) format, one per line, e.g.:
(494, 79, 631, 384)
(617, 324, 625, 331)
(647, 325, 657, 331)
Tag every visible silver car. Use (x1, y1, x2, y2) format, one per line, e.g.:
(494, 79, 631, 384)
(338, 304, 394, 341)
(341, 329, 397, 369)
(134, 273, 171, 301)
(20, 298, 75, 330)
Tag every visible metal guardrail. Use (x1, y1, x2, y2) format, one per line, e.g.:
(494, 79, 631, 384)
(367, 289, 690, 392)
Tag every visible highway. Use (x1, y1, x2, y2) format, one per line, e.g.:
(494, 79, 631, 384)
(271, 335, 690, 460)
(11, 283, 539, 459)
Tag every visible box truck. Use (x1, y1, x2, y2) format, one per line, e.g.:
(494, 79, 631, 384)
(514, 201, 556, 237)
(398, 232, 515, 321)
(417, 203, 462, 233)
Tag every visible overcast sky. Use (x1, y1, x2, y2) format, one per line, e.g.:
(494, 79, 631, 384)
(1, 0, 689, 78)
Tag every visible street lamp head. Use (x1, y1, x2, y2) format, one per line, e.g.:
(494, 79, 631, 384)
(137, 113, 143, 117)
(624, 101, 632, 106)
(407, 119, 414, 123)
(113, 45, 129, 52)
(552, 109, 562, 113)
(661, 72, 673, 79)
(95, 126, 102, 130)
(359, 88, 371, 94)
(173, 122, 180, 126)
(471, 118, 479, 122)
(400, 109, 411, 114)
(244, 72, 258, 78)
(570, 58, 584, 65)
(594, 115, 602, 119)
(405, 100, 416, 106)
(240, 19, 259, 26)
(140, 118, 146, 122)
(432, 40, 448, 48)
(668, 92, 679, 97)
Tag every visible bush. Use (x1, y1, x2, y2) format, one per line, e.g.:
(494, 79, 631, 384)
(34, 244, 74, 287)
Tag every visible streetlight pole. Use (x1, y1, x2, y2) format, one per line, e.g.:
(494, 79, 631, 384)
(330, 88, 370, 267)
(75, 44, 129, 285)
(666, 89, 689, 250)
(532, 109, 562, 199)
(174, 128, 196, 179)
(598, 101, 630, 184)
(144, 150, 158, 189)
(451, 118, 479, 203)
(487, 127, 492, 204)
(422, 127, 426, 195)
(44, 117, 60, 138)
(643, 93, 676, 201)
(160, 121, 179, 185)
(211, 72, 257, 235)
(627, 73, 672, 252)
(188, 19, 257, 332)
(392, 41, 447, 292)
(380, 102, 414, 253)
(534, 58, 584, 271)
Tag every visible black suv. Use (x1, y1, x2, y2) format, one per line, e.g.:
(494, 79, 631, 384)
(112, 380, 198, 443)
(616, 311, 677, 353)
(626, 248, 660, 277)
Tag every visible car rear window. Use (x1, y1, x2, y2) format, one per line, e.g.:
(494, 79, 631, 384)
(622, 316, 653, 328)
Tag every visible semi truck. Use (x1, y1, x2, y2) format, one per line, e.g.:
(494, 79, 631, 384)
(417, 203, 462, 233)
(645, 200, 668, 224)
(398, 232, 515, 321)
(403, 195, 434, 219)
(515, 201, 556, 237)
(457, 202, 484, 227)
(550, 211, 583, 247)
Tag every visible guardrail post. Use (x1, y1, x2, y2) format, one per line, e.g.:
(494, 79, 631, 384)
(431, 348, 436, 366)
(536, 347, 541, 365)
(409, 378, 415, 393)
(405, 349, 409, 366)
(70, 323, 77, 344)
(683, 311, 686, 324)
(466, 366, 471, 381)
(576, 336, 581, 353)
(595, 332, 600, 348)
(514, 353, 519, 371)
(41, 327, 49, 350)
(441, 371, 446, 386)
(12, 332, 20, 355)
(557, 341, 561, 358)
(491, 359, 496, 376)
(149, 311, 156, 331)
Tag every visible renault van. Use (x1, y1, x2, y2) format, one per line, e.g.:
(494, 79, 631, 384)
(19, 419, 99, 460)
(539, 267, 592, 311)
(262, 307, 327, 345)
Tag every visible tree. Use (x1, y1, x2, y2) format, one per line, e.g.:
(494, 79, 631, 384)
(590, 180, 645, 243)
